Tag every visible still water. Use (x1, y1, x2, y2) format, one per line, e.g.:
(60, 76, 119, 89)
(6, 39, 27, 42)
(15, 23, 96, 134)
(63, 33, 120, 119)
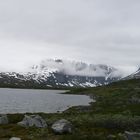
(0, 88, 93, 114)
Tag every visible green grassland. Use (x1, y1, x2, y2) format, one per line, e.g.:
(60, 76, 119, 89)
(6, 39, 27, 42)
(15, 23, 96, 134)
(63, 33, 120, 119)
(0, 79, 140, 140)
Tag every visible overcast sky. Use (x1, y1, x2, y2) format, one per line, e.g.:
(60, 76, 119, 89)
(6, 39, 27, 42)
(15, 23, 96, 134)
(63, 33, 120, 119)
(0, 0, 139, 74)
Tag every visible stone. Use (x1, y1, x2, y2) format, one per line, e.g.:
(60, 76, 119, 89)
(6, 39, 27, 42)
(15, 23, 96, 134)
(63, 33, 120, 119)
(9, 137, 21, 140)
(130, 96, 140, 104)
(51, 119, 72, 134)
(125, 131, 140, 140)
(17, 115, 47, 128)
(118, 133, 127, 140)
(107, 134, 116, 140)
(0, 114, 8, 124)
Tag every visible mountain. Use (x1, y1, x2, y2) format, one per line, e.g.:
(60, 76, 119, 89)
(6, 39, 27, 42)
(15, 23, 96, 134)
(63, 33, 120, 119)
(124, 68, 140, 80)
(0, 59, 123, 88)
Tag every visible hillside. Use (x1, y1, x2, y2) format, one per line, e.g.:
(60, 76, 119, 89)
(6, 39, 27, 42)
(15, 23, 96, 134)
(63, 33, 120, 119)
(68, 78, 140, 115)
(124, 68, 140, 79)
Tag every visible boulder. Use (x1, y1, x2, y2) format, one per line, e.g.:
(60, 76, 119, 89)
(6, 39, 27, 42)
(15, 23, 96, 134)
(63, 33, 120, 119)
(51, 119, 72, 134)
(107, 134, 116, 140)
(130, 96, 140, 104)
(125, 131, 140, 140)
(17, 115, 47, 128)
(10, 137, 21, 140)
(0, 114, 8, 124)
(118, 133, 127, 140)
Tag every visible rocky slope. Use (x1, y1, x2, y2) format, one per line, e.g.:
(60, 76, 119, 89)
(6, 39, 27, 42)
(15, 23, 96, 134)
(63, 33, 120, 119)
(0, 59, 122, 88)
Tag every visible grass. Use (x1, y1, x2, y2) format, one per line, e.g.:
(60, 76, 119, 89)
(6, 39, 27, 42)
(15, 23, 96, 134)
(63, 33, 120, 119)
(0, 79, 140, 139)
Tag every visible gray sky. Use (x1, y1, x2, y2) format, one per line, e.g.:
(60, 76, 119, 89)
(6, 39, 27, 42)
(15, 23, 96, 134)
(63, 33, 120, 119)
(0, 0, 139, 74)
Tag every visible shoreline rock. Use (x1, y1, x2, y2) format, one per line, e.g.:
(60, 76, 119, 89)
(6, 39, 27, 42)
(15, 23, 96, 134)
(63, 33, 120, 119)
(0, 114, 8, 124)
(17, 115, 47, 128)
(51, 119, 73, 134)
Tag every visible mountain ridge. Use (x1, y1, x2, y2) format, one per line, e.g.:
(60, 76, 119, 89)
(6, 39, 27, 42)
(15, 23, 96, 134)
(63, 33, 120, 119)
(123, 67, 140, 80)
(0, 59, 123, 88)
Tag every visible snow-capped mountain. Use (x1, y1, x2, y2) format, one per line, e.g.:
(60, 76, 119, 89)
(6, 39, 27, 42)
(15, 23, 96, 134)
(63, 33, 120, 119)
(124, 68, 140, 80)
(0, 59, 122, 88)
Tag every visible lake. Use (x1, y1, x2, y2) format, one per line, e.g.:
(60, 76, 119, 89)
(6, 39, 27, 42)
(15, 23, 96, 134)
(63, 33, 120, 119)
(0, 88, 93, 114)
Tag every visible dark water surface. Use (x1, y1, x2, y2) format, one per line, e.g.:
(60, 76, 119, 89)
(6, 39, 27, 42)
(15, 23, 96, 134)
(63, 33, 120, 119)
(0, 88, 93, 113)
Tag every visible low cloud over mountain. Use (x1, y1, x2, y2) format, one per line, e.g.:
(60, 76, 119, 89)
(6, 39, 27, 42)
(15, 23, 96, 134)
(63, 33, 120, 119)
(0, 59, 123, 88)
(31, 59, 123, 78)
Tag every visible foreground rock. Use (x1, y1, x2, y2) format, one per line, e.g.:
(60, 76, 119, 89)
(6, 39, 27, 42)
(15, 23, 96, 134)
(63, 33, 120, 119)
(0, 114, 8, 124)
(51, 119, 73, 134)
(130, 96, 140, 104)
(107, 134, 116, 140)
(125, 131, 140, 140)
(17, 115, 47, 128)
(118, 133, 127, 140)
(10, 137, 21, 140)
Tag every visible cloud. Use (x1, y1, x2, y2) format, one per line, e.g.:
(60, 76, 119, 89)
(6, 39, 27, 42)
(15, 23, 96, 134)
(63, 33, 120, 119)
(32, 59, 124, 77)
(0, 0, 139, 75)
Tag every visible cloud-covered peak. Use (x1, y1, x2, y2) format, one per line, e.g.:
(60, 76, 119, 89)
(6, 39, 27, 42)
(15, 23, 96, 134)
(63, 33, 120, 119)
(31, 59, 122, 78)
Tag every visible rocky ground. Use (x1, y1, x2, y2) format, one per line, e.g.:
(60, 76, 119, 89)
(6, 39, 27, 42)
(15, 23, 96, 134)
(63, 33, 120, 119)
(0, 79, 140, 140)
